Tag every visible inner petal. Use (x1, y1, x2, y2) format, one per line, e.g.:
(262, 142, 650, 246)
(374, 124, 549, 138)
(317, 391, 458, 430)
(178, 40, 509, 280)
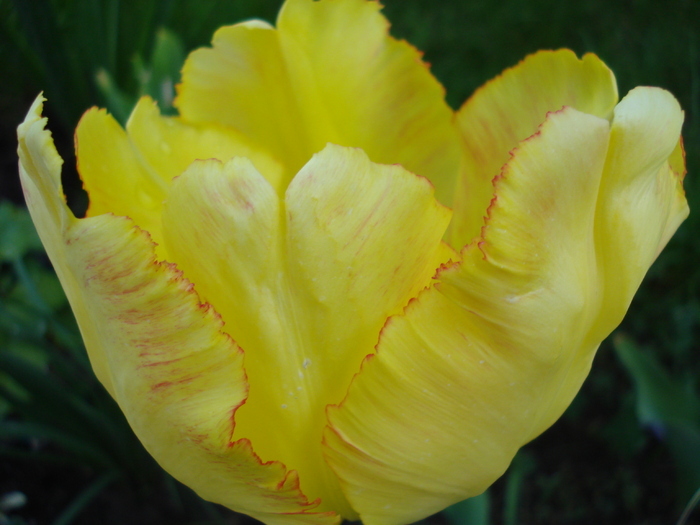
(160, 145, 451, 516)
(451, 50, 619, 248)
(126, 96, 285, 194)
(176, 0, 460, 205)
(75, 98, 284, 261)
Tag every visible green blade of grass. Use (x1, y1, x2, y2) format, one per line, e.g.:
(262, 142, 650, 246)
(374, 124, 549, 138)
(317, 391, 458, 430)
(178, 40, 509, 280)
(614, 334, 700, 506)
(50, 470, 120, 525)
(442, 491, 491, 525)
(613, 334, 700, 427)
(0, 353, 136, 466)
(504, 451, 536, 525)
(678, 486, 700, 525)
(0, 420, 115, 469)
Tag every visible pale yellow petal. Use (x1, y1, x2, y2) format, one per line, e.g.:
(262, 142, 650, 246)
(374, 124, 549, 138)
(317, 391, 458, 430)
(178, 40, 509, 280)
(276, 0, 460, 203)
(176, 0, 460, 202)
(75, 107, 167, 255)
(161, 145, 451, 517)
(592, 87, 688, 338)
(451, 49, 619, 248)
(76, 98, 285, 260)
(18, 95, 339, 525)
(176, 20, 306, 177)
(324, 107, 613, 525)
(126, 96, 285, 193)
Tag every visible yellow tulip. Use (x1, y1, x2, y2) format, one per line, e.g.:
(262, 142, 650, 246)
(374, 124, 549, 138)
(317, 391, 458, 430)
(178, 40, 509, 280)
(17, 0, 687, 523)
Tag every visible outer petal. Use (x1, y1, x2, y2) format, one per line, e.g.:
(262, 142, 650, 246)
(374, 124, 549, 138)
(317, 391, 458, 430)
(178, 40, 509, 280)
(18, 96, 339, 525)
(592, 87, 687, 336)
(451, 50, 619, 248)
(326, 88, 687, 524)
(176, 0, 460, 204)
(161, 145, 452, 517)
(324, 108, 614, 525)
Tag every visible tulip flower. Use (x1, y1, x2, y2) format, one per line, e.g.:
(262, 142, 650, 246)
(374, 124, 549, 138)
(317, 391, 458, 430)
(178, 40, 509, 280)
(17, 0, 687, 523)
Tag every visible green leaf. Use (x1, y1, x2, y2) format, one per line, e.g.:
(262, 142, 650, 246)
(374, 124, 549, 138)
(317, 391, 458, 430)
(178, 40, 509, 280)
(678, 486, 700, 525)
(666, 422, 700, 506)
(0, 203, 42, 263)
(0, 340, 51, 412)
(598, 392, 648, 460)
(443, 492, 491, 525)
(3, 340, 49, 372)
(8, 257, 67, 313)
(0, 353, 133, 466)
(613, 334, 700, 428)
(0, 299, 47, 340)
(139, 27, 185, 113)
(0, 421, 114, 469)
(0, 446, 80, 467)
(94, 68, 135, 126)
(51, 471, 120, 525)
(504, 451, 536, 525)
(613, 334, 700, 505)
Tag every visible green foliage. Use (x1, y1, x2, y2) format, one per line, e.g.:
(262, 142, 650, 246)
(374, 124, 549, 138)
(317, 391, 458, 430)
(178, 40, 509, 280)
(614, 334, 700, 509)
(0, 0, 282, 130)
(0, 202, 42, 263)
(96, 27, 186, 124)
(443, 492, 491, 525)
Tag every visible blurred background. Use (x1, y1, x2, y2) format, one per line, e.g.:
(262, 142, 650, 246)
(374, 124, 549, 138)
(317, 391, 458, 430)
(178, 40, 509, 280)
(0, 0, 699, 523)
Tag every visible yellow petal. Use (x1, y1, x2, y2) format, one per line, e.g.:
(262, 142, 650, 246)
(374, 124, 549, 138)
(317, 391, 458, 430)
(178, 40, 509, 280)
(664, 137, 688, 246)
(176, 20, 305, 178)
(176, 0, 460, 203)
(76, 98, 286, 261)
(450, 49, 619, 248)
(75, 107, 168, 254)
(126, 96, 285, 193)
(593, 87, 687, 337)
(18, 95, 339, 525)
(161, 144, 452, 517)
(324, 107, 615, 525)
(19, 96, 113, 393)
